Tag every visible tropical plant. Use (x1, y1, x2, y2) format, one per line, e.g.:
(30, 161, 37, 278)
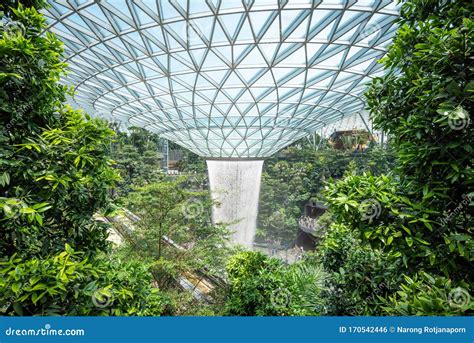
(323, 173, 442, 270)
(1, 4, 118, 259)
(257, 143, 395, 246)
(314, 0, 473, 316)
(0, 2, 171, 317)
(0, 245, 168, 316)
(174, 148, 207, 173)
(120, 179, 231, 293)
(110, 126, 163, 197)
(224, 251, 326, 316)
(284, 259, 327, 315)
(381, 272, 473, 316)
(365, 0, 473, 282)
(224, 251, 288, 316)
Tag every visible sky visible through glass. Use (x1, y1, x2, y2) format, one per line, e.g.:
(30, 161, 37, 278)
(44, 0, 399, 157)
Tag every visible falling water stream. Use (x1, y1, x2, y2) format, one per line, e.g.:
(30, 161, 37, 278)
(206, 160, 264, 248)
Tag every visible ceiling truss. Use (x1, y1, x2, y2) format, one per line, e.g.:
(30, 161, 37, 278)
(44, 0, 399, 157)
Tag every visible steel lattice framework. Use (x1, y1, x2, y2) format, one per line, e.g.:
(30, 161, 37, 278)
(44, 0, 399, 158)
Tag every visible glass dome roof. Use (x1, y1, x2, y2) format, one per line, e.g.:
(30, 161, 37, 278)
(44, 0, 399, 158)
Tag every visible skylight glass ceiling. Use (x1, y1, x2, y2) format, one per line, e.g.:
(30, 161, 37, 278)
(44, 0, 399, 158)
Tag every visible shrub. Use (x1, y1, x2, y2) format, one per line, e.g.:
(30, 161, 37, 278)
(324, 245, 402, 315)
(382, 272, 473, 316)
(317, 223, 402, 315)
(224, 251, 326, 316)
(317, 224, 357, 273)
(323, 173, 440, 270)
(284, 259, 326, 315)
(225, 251, 286, 316)
(123, 179, 230, 278)
(0, 245, 168, 316)
(257, 144, 396, 246)
(110, 126, 163, 197)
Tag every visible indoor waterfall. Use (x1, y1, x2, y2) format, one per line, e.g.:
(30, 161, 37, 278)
(206, 160, 264, 248)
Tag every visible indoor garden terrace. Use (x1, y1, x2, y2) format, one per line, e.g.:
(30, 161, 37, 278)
(0, 0, 472, 322)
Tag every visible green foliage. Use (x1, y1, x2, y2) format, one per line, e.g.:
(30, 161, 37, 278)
(354, 144, 397, 176)
(108, 131, 228, 315)
(317, 224, 402, 315)
(257, 154, 331, 245)
(110, 179, 232, 315)
(2, 0, 471, 318)
(258, 144, 395, 246)
(175, 148, 207, 173)
(0, 2, 170, 317)
(2, 109, 118, 257)
(225, 251, 287, 316)
(365, 0, 473, 272)
(314, 0, 474, 317)
(366, 3, 473, 195)
(330, 247, 401, 315)
(1, 3, 118, 259)
(121, 179, 231, 289)
(225, 251, 326, 316)
(285, 259, 327, 315)
(317, 224, 357, 273)
(0, 245, 168, 316)
(110, 126, 163, 197)
(382, 272, 473, 316)
(322, 171, 472, 313)
(0, 1, 46, 16)
(1, 4, 67, 136)
(324, 173, 444, 270)
(363, 0, 473, 306)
